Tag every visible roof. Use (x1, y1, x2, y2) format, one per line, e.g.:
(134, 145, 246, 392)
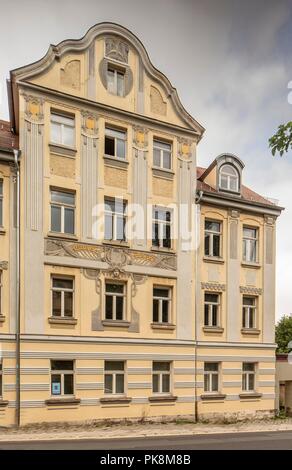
(0, 120, 18, 151)
(196, 166, 278, 208)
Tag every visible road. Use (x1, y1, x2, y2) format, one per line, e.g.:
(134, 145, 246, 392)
(0, 430, 292, 449)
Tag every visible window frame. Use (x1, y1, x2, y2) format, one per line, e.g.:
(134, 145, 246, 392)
(50, 189, 76, 235)
(219, 164, 239, 192)
(152, 207, 172, 249)
(0, 361, 3, 398)
(242, 362, 256, 392)
(50, 112, 75, 147)
(51, 276, 74, 318)
(50, 360, 75, 397)
(104, 281, 126, 321)
(242, 296, 257, 329)
(243, 226, 258, 263)
(104, 197, 127, 242)
(153, 139, 172, 170)
(106, 66, 125, 97)
(0, 179, 3, 227)
(204, 362, 220, 393)
(0, 270, 2, 317)
(152, 361, 172, 395)
(104, 361, 125, 396)
(104, 126, 127, 159)
(204, 219, 222, 258)
(152, 286, 172, 324)
(204, 292, 220, 327)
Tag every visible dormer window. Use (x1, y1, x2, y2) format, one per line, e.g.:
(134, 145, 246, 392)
(219, 164, 239, 192)
(107, 66, 125, 97)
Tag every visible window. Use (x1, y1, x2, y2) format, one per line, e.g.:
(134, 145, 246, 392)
(0, 180, 3, 227)
(105, 127, 126, 159)
(51, 113, 75, 147)
(0, 271, 2, 316)
(242, 296, 256, 329)
(153, 140, 172, 170)
(104, 361, 125, 395)
(50, 189, 75, 235)
(0, 361, 2, 398)
(50, 360, 74, 396)
(104, 198, 127, 241)
(204, 293, 220, 327)
(51, 277, 74, 318)
(204, 363, 219, 393)
(152, 362, 171, 394)
(242, 363, 256, 392)
(243, 227, 258, 263)
(107, 67, 125, 97)
(105, 282, 126, 321)
(152, 207, 172, 249)
(219, 164, 239, 192)
(204, 220, 221, 257)
(153, 287, 171, 324)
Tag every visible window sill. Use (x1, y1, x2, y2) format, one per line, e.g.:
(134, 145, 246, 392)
(102, 320, 131, 328)
(241, 328, 261, 336)
(47, 232, 78, 241)
(0, 315, 6, 323)
(45, 398, 80, 406)
(100, 397, 132, 404)
(203, 256, 224, 264)
(239, 392, 262, 400)
(201, 393, 226, 401)
(152, 167, 174, 180)
(0, 400, 9, 408)
(203, 326, 224, 333)
(151, 247, 175, 254)
(104, 155, 129, 169)
(49, 143, 77, 158)
(48, 317, 77, 325)
(149, 395, 177, 403)
(151, 323, 176, 330)
(241, 262, 261, 269)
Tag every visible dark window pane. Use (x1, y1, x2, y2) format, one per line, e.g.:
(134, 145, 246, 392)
(248, 374, 255, 390)
(51, 374, 61, 395)
(204, 304, 209, 326)
(51, 360, 73, 371)
(152, 222, 159, 246)
(204, 374, 209, 392)
(105, 136, 115, 156)
(243, 363, 255, 372)
(105, 295, 113, 320)
(51, 205, 61, 232)
(153, 299, 159, 322)
(153, 362, 170, 371)
(243, 297, 255, 306)
(116, 374, 124, 393)
(52, 291, 61, 317)
(163, 224, 171, 248)
(116, 296, 124, 320)
(242, 308, 246, 328)
(204, 363, 218, 372)
(213, 235, 220, 256)
(212, 305, 218, 326)
(162, 374, 170, 393)
(53, 278, 73, 289)
(153, 288, 169, 298)
(106, 283, 124, 294)
(64, 291, 73, 317)
(162, 300, 169, 323)
(152, 374, 159, 393)
(64, 208, 74, 234)
(204, 234, 210, 255)
(64, 374, 74, 395)
(211, 374, 219, 392)
(104, 374, 113, 393)
(105, 361, 124, 371)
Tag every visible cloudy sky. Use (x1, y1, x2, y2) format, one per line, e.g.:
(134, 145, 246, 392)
(1, 0, 291, 320)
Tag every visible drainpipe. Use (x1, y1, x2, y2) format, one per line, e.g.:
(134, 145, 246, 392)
(194, 191, 203, 422)
(13, 149, 21, 427)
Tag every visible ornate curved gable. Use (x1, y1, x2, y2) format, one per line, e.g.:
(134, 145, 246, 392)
(10, 22, 204, 136)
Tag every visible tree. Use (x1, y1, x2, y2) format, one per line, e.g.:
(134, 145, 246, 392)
(269, 121, 292, 156)
(275, 315, 292, 353)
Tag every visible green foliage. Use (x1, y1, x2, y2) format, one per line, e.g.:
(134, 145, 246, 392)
(275, 315, 292, 353)
(269, 121, 292, 156)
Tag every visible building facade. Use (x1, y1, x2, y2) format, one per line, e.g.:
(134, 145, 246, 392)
(0, 23, 283, 426)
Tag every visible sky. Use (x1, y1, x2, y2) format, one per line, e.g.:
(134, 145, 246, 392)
(0, 0, 292, 320)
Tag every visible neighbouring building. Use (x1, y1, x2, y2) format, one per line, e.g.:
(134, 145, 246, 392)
(0, 23, 283, 426)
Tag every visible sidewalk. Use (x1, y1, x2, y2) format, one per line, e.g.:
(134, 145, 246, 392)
(1, 418, 292, 442)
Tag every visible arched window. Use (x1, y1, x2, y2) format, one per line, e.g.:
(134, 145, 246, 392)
(219, 164, 239, 192)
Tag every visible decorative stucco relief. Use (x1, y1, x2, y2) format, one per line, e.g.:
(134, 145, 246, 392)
(105, 36, 129, 63)
(22, 93, 44, 124)
(201, 282, 226, 292)
(60, 60, 81, 90)
(0, 261, 8, 270)
(150, 86, 167, 116)
(133, 126, 149, 150)
(81, 110, 99, 137)
(240, 286, 262, 295)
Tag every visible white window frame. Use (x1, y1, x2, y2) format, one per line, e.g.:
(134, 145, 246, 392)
(204, 220, 222, 257)
(243, 226, 258, 263)
(104, 127, 126, 159)
(152, 362, 172, 395)
(50, 112, 75, 147)
(153, 140, 172, 170)
(242, 363, 256, 392)
(204, 292, 220, 327)
(219, 164, 239, 192)
(104, 361, 125, 395)
(106, 66, 125, 97)
(0, 179, 3, 227)
(50, 189, 75, 235)
(50, 360, 74, 397)
(105, 282, 126, 321)
(51, 276, 74, 318)
(104, 198, 127, 241)
(152, 287, 172, 324)
(204, 362, 220, 393)
(242, 296, 257, 329)
(152, 207, 172, 249)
